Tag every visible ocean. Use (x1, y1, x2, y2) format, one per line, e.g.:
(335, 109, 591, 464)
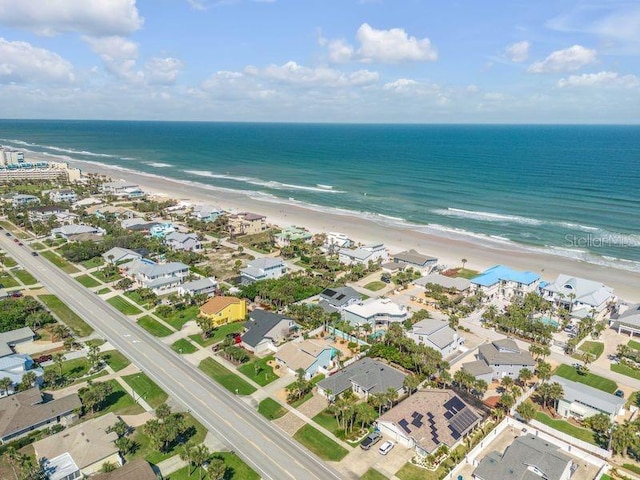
(1, 120, 639, 271)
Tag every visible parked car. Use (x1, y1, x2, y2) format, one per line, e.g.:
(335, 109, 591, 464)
(13, 238, 19, 243)
(4, 232, 10, 236)
(17, 242, 23, 246)
(379, 441, 394, 455)
(35, 354, 53, 363)
(10, 291, 23, 298)
(31, 251, 39, 256)
(360, 431, 382, 450)
(615, 390, 625, 398)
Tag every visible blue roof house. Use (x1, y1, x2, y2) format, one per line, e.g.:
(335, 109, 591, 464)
(149, 222, 177, 239)
(470, 265, 540, 301)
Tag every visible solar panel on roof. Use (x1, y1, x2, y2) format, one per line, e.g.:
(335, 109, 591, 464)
(325, 289, 336, 296)
(449, 409, 479, 437)
(336, 294, 345, 300)
(450, 429, 461, 440)
(426, 412, 434, 420)
(399, 419, 411, 434)
(411, 413, 424, 427)
(444, 411, 453, 420)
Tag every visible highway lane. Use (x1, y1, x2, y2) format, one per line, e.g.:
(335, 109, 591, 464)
(0, 234, 344, 480)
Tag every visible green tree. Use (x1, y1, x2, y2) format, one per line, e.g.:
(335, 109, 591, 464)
(19, 371, 37, 391)
(498, 393, 515, 412)
(207, 458, 226, 480)
(518, 368, 533, 387)
(155, 402, 172, 421)
(402, 374, 420, 396)
(86, 344, 103, 372)
(611, 421, 638, 457)
(78, 380, 113, 414)
(535, 361, 552, 382)
(101, 462, 117, 473)
(501, 376, 514, 390)
(516, 400, 536, 422)
(53, 353, 65, 382)
(0, 376, 13, 396)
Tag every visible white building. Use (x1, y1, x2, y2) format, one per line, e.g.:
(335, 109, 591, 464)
(11, 194, 40, 207)
(323, 232, 352, 252)
(119, 258, 190, 293)
(240, 257, 286, 284)
(178, 277, 217, 297)
(470, 265, 540, 301)
(408, 319, 464, 357)
(338, 243, 388, 265)
(551, 375, 625, 421)
(165, 232, 202, 251)
(343, 298, 408, 327)
(541, 274, 615, 318)
(102, 247, 142, 264)
(51, 224, 105, 240)
(49, 189, 78, 203)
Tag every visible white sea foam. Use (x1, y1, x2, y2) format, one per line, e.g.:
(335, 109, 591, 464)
(432, 208, 544, 225)
(146, 162, 172, 168)
(1, 138, 116, 158)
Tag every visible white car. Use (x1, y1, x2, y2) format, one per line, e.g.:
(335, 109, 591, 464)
(379, 441, 394, 455)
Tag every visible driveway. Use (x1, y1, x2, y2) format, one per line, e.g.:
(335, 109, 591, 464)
(338, 439, 413, 479)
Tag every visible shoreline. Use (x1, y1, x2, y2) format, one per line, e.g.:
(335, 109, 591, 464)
(30, 153, 640, 302)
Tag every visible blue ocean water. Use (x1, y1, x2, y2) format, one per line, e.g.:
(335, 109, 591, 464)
(1, 120, 639, 270)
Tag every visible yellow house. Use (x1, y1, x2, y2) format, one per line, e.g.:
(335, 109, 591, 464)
(199, 296, 247, 327)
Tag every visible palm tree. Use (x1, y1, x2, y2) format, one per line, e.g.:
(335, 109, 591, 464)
(53, 352, 65, 380)
(403, 374, 420, 396)
(461, 258, 467, 270)
(547, 382, 564, 411)
(500, 376, 514, 391)
(518, 368, 533, 387)
(368, 392, 387, 416)
(207, 458, 226, 480)
(611, 421, 638, 457)
(155, 403, 172, 421)
(190, 444, 210, 480)
(535, 361, 552, 382)
(4, 446, 20, 480)
(385, 387, 399, 410)
(0, 377, 13, 396)
(516, 400, 536, 422)
(19, 371, 37, 391)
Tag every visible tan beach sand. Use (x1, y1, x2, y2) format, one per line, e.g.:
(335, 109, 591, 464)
(47, 156, 640, 302)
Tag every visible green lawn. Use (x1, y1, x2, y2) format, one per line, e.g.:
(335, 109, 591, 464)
(628, 339, 640, 350)
(2, 256, 17, 267)
(166, 452, 260, 480)
(122, 372, 168, 408)
(107, 296, 143, 315)
(288, 374, 325, 408)
(81, 257, 104, 269)
(97, 287, 111, 295)
(13, 269, 38, 285)
(98, 379, 145, 416)
(396, 463, 440, 480)
(92, 269, 122, 283)
(257, 398, 288, 420)
(533, 412, 596, 444)
(554, 364, 617, 393)
(198, 358, 257, 395)
(124, 290, 156, 309)
(293, 424, 349, 462)
(38, 294, 94, 337)
(361, 469, 389, 480)
(40, 250, 79, 273)
(171, 338, 198, 354)
(612, 363, 640, 381)
(137, 315, 174, 337)
(31, 242, 47, 251)
(237, 355, 277, 386)
(76, 274, 101, 288)
(578, 341, 604, 360)
(86, 339, 105, 348)
(129, 413, 206, 465)
(44, 357, 90, 381)
(0, 272, 19, 288)
(156, 305, 199, 330)
(189, 321, 244, 347)
(364, 281, 386, 291)
(455, 268, 480, 279)
(103, 350, 131, 372)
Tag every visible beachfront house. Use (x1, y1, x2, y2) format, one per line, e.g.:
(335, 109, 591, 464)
(414, 274, 471, 293)
(0, 388, 81, 444)
(275, 339, 336, 380)
(227, 212, 267, 236)
(240, 257, 286, 284)
(165, 232, 202, 251)
(11, 194, 41, 207)
(49, 189, 78, 203)
(191, 204, 224, 222)
(462, 338, 535, 382)
(318, 286, 362, 314)
(392, 249, 438, 273)
(100, 180, 145, 198)
(317, 358, 406, 401)
(241, 310, 298, 354)
(338, 243, 388, 266)
(119, 258, 189, 293)
(611, 304, 640, 336)
(377, 389, 481, 457)
(473, 435, 573, 480)
(199, 296, 247, 327)
(470, 265, 540, 301)
(72, 197, 103, 210)
(550, 375, 624, 421)
(541, 274, 614, 318)
(343, 298, 408, 327)
(274, 226, 312, 247)
(102, 247, 142, 265)
(34, 413, 121, 477)
(323, 232, 353, 253)
(408, 319, 464, 358)
(178, 277, 217, 297)
(150, 222, 177, 238)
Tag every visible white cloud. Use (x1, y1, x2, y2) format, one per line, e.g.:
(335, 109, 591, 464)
(356, 23, 437, 63)
(327, 39, 355, 63)
(528, 45, 597, 73)
(383, 79, 418, 91)
(253, 61, 379, 87)
(558, 71, 640, 88)
(505, 41, 530, 62)
(547, 6, 640, 44)
(84, 35, 142, 83)
(145, 57, 184, 85)
(0, 37, 74, 84)
(0, 0, 142, 37)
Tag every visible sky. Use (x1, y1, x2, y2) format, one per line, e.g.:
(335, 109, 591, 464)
(0, 0, 639, 123)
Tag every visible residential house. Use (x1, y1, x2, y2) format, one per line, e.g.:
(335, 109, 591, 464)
(611, 304, 640, 336)
(343, 298, 408, 327)
(274, 226, 312, 247)
(49, 189, 78, 203)
(0, 388, 81, 443)
(102, 247, 142, 265)
(28, 206, 67, 223)
(227, 212, 267, 236)
(392, 249, 438, 273)
(34, 413, 121, 477)
(199, 296, 247, 327)
(241, 309, 298, 354)
(119, 258, 190, 293)
(72, 197, 102, 210)
(473, 434, 573, 480)
(318, 286, 361, 314)
(177, 277, 218, 297)
(338, 243, 388, 265)
(275, 339, 336, 380)
(0, 327, 35, 358)
(0, 354, 44, 395)
(100, 180, 145, 198)
(414, 274, 471, 292)
(92, 459, 157, 480)
(43, 452, 82, 480)
(165, 232, 202, 251)
(541, 274, 615, 318)
(317, 358, 407, 401)
(240, 257, 286, 284)
(54, 211, 80, 225)
(323, 232, 352, 253)
(150, 222, 177, 239)
(377, 389, 481, 457)
(462, 338, 535, 382)
(191, 205, 224, 223)
(470, 265, 540, 300)
(550, 375, 625, 421)
(12, 194, 41, 207)
(51, 224, 105, 240)
(408, 319, 464, 357)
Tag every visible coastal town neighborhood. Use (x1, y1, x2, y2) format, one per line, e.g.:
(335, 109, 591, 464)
(0, 149, 638, 480)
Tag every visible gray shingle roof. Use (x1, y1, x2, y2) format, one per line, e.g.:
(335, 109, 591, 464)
(180, 277, 216, 293)
(393, 249, 437, 267)
(319, 287, 361, 307)
(317, 358, 406, 397)
(0, 327, 35, 358)
(411, 320, 457, 349)
(473, 434, 572, 480)
(550, 375, 625, 415)
(479, 339, 535, 367)
(462, 360, 493, 376)
(242, 310, 294, 348)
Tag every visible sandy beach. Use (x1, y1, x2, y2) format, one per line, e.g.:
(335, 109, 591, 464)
(49, 155, 640, 303)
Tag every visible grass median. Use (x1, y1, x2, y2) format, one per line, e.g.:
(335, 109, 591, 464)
(293, 424, 349, 461)
(107, 296, 143, 316)
(38, 294, 94, 337)
(198, 357, 256, 395)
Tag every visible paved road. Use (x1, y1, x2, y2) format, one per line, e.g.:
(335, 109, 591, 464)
(0, 235, 343, 480)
